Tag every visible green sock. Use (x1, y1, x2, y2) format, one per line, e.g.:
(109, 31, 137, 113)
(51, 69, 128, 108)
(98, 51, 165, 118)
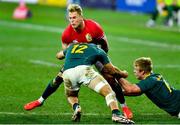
(112, 109, 122, 115)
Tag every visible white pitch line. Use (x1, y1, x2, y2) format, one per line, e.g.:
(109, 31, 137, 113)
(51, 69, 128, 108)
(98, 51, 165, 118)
(0, 112, 109, 116)
(30, 59, 180, 69)
(0, 111, 164, 116)
(109, 35, 180, 50)
(156, 25, 180, 32)
(1, 20, 180, 50)
(0, 20, 64, 33)
(29, 59, 59, 67)
(155, 64, 180, 68)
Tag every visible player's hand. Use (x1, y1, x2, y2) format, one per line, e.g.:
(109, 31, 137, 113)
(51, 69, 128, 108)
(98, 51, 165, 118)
(120, 70, 128, 78)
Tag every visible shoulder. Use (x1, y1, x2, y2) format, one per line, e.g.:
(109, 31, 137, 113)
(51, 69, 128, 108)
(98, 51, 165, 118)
(142, 74, 159, 84)
(148, 73, 161, 82)
(85, 19, 99, 24)
(136, 73, 158, 92)
(85, 19, 103, 30)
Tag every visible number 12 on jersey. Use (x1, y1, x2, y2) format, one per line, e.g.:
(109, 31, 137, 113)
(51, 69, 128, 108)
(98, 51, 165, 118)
(71, 44, 88, 54)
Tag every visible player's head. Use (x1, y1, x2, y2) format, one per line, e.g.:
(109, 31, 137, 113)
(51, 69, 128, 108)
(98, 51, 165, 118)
(133, 57, 153, 80)
(67, 4, 83, 16)
(67, 4, 84, 29)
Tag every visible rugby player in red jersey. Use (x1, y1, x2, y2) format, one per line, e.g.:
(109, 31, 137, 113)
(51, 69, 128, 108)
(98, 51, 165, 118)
(24, 4, 133, 119)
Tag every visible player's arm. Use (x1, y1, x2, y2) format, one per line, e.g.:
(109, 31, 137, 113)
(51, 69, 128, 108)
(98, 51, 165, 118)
(103, 63, 128, 78)
(61, 34, 69, 50)
(93, 21, 109, 53)
(118, 78, 142, 96)
(62, 42, 68, 50)
(97, 35, 109, 53)
(97, 49, 127, 78)
(56, 50, 65, 60)
(61, 26, 71, 50)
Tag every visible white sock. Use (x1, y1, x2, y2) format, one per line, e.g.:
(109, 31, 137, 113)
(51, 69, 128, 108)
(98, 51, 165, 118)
(38, 96, 44, 104)
(120, 103, 127, 108)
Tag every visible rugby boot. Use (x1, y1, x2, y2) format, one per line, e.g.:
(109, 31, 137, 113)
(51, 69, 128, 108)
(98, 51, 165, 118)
(122, 106, 133, 119)
(24, 100, 42, 110)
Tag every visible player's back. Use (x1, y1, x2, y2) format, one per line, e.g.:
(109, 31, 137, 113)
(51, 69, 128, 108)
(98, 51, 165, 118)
(63, 43, 103, 71)
(140, 73, 180, 114)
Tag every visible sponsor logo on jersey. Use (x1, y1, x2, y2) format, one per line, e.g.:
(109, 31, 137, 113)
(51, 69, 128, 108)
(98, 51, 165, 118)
(85, 33, 92, 42)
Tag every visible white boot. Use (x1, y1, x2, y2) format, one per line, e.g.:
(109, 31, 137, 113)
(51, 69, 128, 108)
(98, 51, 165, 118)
(146, 19, 155, 27)
(168, 18, 174, 27)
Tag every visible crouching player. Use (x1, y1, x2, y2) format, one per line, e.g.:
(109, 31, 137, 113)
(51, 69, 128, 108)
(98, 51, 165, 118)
(56, 43, 134, 124)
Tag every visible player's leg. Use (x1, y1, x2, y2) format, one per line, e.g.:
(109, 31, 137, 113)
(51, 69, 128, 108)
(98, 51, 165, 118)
(147, 1, 170, 27)
(161, 5, 174, 26)
(63, 67, 82, 122)
(95, 61, 133, 119)
(95, 62, 126, 104)
(24, 71, 63, 110)
(88, 75, 134, 124)
(41, 72, 63, 100)
(177, 9, 180, 26)
(97, 71, 133, 119)
(66, 90, 81, 122)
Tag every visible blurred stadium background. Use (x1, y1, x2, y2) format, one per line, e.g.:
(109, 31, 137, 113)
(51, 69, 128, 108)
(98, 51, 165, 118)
(0, 0, 180, 124)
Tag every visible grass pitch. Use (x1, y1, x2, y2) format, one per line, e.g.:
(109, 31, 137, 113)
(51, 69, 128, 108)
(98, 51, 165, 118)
(0, 2, 180, 124)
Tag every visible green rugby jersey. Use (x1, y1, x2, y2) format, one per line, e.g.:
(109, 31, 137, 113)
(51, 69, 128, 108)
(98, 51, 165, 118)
(137, 73, 180, 116)
(63, 43, 110, 71)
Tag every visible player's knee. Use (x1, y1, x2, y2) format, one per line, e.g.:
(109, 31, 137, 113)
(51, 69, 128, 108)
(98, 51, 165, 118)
(105, 91, 117, 106)
(93, 81, 108, 93)
(66, 90, 79, 97)
(51, 76, 63, 87)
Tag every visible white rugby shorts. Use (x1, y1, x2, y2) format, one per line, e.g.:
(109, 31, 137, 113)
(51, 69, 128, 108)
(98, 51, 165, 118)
(62, 65, 98, 91)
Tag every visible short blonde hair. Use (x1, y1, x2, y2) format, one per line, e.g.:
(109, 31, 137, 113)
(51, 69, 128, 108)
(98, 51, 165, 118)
(67, 4, 83, 16)
(134, 57, 153, 73)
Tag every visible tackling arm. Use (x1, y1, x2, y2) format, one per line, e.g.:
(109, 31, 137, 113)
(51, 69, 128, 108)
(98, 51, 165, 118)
(102, 63, 128, 79)
(118, 78, 142, 96)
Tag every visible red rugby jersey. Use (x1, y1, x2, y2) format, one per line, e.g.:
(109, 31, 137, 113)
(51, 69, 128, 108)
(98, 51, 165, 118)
(62, 19, 105, 45)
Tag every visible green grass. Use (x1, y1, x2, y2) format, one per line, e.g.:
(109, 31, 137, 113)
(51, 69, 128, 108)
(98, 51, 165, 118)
(0, 2, 180, 124)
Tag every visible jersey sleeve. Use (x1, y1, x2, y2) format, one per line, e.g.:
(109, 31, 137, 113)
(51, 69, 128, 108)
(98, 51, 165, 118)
(93, 21, 104, 38)
(92, 21, 109, 53)
(136, 78, 157, 93)
(61, 25, 71, 45)
(97, 49, 110, 65)
(63, 49, 67, 56)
